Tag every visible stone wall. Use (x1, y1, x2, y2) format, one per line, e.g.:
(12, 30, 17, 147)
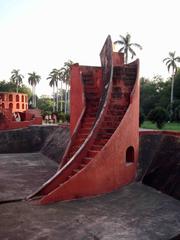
(139, 133, 180, 200)
(41, 126, 70, 163)
(0, 125, 70, 159)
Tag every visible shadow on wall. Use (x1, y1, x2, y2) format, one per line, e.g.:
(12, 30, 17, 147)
(0, 125, 70, 163)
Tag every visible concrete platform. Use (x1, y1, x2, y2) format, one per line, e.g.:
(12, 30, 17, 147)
(0, 152, 58, 202)
(0, 153, 180, 239)
(0, 183, 180, 239)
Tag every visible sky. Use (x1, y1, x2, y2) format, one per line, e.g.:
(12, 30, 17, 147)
(0, 0, 180, 97)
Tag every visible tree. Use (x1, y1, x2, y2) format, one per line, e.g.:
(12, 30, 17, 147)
(36, 96, 53, 116)
(62, 60, 73, 113)
(147, 107, 169, 129)
(114, 33, 142, 64)
(10, 69, 24, 93)
(0, 80, 31, 96)
(163, 51, 180, 120)
(28, 72, 41, 108)
(47, 71, 57, 112)
(47, 68, 62, 112)
(174, 68, 180, 100)
(140, 76, 171, 117)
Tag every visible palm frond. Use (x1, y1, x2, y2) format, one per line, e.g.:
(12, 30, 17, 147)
(163, 57, 170, 63)
(114, 40, 124, 45)
(118, 47, 125, 53)
(118, 35, 126, 43)
(131, 43, 143, 50)
(129, 47, 136, 59)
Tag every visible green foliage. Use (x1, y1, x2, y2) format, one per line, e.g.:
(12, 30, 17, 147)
(36, 97, 53, 116)
(174, 105, 180, 121)
(65, 113, 70, 122)
(139, 110, 145, 126)
(10, 69, 24, 93)
(147, 107, 169, 129)
(55, 112, 65, 122)
(0, 80, 31, 96)
(141, 121, 180, 131)
(174, 68, 180, 99)
(114, 33, 142, 63)
(172, 99, 180, 121)
(140, 76, 171, 116)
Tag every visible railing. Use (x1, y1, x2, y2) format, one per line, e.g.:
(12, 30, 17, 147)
(27, 36, 114, 199)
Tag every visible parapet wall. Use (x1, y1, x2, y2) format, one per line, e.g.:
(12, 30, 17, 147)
(0, 125, 70, 161)
(138, 130, 180, 200)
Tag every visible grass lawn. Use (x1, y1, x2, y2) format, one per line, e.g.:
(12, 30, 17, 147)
(141, 121, 180, 131)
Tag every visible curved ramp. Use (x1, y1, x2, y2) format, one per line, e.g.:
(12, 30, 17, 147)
(28, 36, 140, 204)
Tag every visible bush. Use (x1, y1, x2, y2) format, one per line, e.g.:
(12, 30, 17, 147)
(147, 107, 169, 129)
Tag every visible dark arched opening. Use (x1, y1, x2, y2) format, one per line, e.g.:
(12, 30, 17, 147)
(126, 146, 134, 163)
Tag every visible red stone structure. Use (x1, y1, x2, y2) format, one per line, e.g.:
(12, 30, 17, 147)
(0, 92, 42, 130)
(28, 35, 140, 204)
(0, 92, 28, 113)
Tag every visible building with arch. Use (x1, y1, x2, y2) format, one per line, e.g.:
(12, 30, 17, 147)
(0, 92, 42, 130)
(0, 92, 28, 113)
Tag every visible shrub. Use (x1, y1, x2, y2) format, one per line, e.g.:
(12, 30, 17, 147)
(147, 107, 169, 129)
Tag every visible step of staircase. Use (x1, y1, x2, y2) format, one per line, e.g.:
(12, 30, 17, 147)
(91, 145, 103, 151)
(79, 128, 91, 134)
(87, 150, 99, 158)
(82, 157, 92, 164)
(94, 138, 109, 145)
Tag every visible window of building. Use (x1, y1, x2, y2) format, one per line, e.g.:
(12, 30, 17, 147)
(16, 103, 20, 109)
(16, 95, 19, 102)
(9, 94, 13, 101)
(0, 94, 4, 101)
(9, 103, 13, 109)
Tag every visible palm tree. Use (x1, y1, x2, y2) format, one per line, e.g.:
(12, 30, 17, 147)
(28, 72, 41, 108)
(163, 51, 180, 119)
(58, 68, 64, 112)
(62, 60, 73, 113)
(47, 71, 57, 112)
(10, 69, 24, 93)
(47, 68, 62, 112)
(114, 33, 142, 64)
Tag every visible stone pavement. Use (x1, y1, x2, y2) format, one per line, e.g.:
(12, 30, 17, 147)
(0, 152, 58, 202)
(0, 153, 180, 240)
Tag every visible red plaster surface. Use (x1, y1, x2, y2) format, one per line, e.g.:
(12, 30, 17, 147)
(70, 64, 85, 136)
(28, 36, 140, 204)
(0, 92, 28, 113)
(0, 92, 42, 130)
(140, 129, 180, 137)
